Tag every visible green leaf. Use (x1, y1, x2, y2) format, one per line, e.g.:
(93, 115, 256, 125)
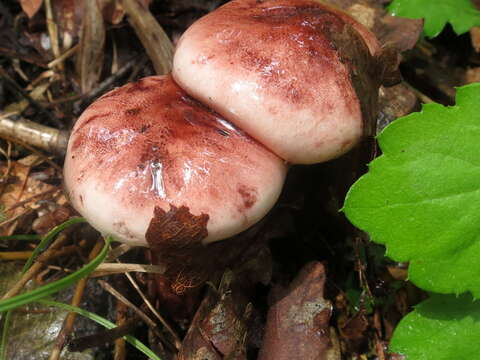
(388, 0, 480, 37)
(390, 294, 480, 359)
(343, 83, 480, 296)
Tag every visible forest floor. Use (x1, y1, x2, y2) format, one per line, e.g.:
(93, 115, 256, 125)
(0, 0, 479, 359)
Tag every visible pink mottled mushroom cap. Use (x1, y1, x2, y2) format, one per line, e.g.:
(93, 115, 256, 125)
(64, 76, 287, 246)
(173, 0, 383, 164)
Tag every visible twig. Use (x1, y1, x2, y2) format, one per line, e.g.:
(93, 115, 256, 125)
(0, 112, 69, 157)
(0, 208, 33, 229)
(98, 280, 166, 340)
(123, 269, 181, 349)
(74, 56, 139, 116)
(68, 317, 141, 352)
(120, 0, 174, 75)
(48, 45, 79, 69)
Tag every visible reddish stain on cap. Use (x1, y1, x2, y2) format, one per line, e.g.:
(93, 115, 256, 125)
(64, 76, 287, 245)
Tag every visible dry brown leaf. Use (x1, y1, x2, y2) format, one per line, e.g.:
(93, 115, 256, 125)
(146, 205, 209, 293)
(19, 0, 44, 18)
(258, 262, 336, 360)
(178, 271, 250, 360)
(0, 161, 57, 236)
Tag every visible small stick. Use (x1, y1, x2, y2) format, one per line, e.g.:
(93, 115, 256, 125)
(123, 270, 182, 349)
(48, 45, 79, 69)
(98, 280, 162, 334)
(74, 56, 139, 115)
(68, 317, 141, 352)
(120, 0, 174, 75)
(0, 112, 69, 156)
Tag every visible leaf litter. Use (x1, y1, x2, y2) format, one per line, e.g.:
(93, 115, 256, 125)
(1, 0, 478, 359)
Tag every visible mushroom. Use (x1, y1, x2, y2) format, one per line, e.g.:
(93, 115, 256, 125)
(63, 76, 287, 246)
(64, 0, 394, 257)
(173, 0, 385, 164)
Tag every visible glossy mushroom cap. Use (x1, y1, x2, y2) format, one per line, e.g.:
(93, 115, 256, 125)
(64, 76, 287, 246)
(173, 0, 382, 164)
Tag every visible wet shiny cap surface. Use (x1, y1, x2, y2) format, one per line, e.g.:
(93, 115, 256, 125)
(64, 75, 287, 246)
(173, 0, 382, 164)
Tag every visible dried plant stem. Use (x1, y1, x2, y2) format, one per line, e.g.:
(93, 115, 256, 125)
(0, 113, 69, 156)
(91, 263, 165, 277)
(48, 44, 79, 69)
(0, 251, 33, 260)
(120, 0, 174, 75)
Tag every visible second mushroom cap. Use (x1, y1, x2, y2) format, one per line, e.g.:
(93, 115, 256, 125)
(173, 0, 383, 164)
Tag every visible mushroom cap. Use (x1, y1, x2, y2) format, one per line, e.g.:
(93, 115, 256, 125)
(64, 76, 287, 246)
(173, 0, 382, 164)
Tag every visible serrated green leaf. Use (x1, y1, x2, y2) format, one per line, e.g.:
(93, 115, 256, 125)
(343, 83, 480, 296)
(388, 0, 480, 37)
(390, 294, 480, 360)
